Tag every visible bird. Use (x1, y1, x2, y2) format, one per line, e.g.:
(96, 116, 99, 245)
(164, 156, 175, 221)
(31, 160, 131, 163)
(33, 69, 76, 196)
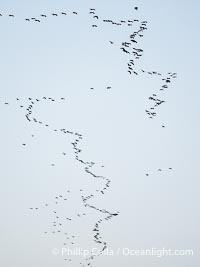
(9, 14, 14, 17)
(120, 47, 130, 54)
(134, 7, 139, 10)
(52, 13, 58, 16)
(61, 12, 67, 15)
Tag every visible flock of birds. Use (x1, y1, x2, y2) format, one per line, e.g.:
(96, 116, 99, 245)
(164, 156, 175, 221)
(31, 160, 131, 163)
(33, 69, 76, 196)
(0, 7, 138, 25)
(3, 96, 119, 266)
(1, 3, 177, 267)
(145, 72, 177, 125)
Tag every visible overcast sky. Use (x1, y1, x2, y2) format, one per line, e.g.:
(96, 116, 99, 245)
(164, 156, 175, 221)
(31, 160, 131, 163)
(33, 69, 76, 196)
(0, 1, 199, 267)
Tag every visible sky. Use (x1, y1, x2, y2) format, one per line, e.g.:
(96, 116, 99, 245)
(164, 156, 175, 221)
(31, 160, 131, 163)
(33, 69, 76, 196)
(0, 0, 200, 266)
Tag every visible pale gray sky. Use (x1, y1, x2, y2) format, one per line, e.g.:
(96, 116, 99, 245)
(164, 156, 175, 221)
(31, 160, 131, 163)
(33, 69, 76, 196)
(0, 0, 199, 266)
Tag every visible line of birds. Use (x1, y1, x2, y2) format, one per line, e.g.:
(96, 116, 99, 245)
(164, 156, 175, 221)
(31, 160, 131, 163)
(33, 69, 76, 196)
(0, 7, 139, 29)
(3, 96, 119, 266)
(0, 11, 77, 22)
(144, 72, 177, 126)
(1, 2, 178, 266)
(2, 93, 175, 265)
(119, 20, 148, 75)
